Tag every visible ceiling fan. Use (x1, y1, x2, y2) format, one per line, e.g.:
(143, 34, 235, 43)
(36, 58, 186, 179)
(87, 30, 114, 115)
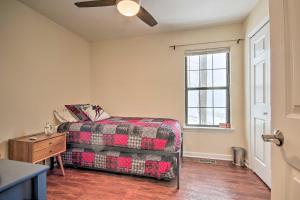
(74, 0, 158, 27)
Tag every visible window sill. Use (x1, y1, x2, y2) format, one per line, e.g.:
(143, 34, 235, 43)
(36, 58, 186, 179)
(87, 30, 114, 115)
(183, 126, 235, 132)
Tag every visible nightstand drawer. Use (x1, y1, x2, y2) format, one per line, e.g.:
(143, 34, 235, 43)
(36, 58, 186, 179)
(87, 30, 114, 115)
(32, 142, 65, 163)
(33, 135, 65, 152)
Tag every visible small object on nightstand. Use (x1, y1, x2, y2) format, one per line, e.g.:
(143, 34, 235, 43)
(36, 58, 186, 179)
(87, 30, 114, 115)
(9, 132, 66, 176)
(29, 136, 38, 141)
(44, 122, 54, 136)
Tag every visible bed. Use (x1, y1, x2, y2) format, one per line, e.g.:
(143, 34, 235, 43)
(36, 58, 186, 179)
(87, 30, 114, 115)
(57, 116, 183, 188)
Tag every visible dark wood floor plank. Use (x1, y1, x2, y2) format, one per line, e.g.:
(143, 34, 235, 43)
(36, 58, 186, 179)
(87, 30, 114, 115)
(47, 158, 270, 200)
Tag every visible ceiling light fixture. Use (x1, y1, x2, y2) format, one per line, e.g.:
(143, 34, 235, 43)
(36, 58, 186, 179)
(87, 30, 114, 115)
(117, 0, 140, 17)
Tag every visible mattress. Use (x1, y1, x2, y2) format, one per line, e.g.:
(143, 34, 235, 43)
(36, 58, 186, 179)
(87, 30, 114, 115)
(58, 117, 182, 153)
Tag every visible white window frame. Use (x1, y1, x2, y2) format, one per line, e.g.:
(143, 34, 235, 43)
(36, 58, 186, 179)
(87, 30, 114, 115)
(185, 48, 231, 127)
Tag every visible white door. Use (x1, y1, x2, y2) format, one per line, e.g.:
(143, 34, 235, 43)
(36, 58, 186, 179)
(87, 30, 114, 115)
(268, 0, 300, 199)
(250, 23, 271, 187)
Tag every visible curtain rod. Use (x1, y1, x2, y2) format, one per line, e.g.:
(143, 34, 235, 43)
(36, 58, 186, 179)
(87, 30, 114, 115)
(169, 38, 244, 50)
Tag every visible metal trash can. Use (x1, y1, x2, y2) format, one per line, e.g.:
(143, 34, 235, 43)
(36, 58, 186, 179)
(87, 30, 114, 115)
(232, 147, 246, 167)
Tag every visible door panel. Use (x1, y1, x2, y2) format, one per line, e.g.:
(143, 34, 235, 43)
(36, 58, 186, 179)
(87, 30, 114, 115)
(254, 61, 266, 104)
(284, 0, 300, 116)
(269, 0, 300, 199)
(254, 118, 266, 162)
(285, 0, 300, 109)
(250, 23, 271, 187)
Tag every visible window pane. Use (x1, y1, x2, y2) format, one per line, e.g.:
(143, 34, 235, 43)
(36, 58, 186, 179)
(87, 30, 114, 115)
(200, 108, 213, 125)
(188, 90, 199, 107)
(188, 71, 199, 88)
(200, 70, 213, 87)
(213, 69, 227, 87)
(200, 54, 212, 69)
(187, 55, 199, 70)
(188, 108, 200, 125)
(214, 90, 227, 107)
(214, 108, 227, 125)
(213, 52, 227, 69)
(200, 90, 213, 107)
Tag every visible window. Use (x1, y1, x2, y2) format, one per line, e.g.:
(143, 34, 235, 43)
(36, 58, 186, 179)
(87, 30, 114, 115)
(185, 48, 230, 127)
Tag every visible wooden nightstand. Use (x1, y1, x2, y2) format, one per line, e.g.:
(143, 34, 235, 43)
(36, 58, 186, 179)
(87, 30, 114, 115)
(9, 132, 66, 176)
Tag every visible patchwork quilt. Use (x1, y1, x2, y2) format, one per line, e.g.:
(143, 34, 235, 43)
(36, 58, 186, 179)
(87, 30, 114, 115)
(58, 117, 182, 153)
(62, 148, 176, 180)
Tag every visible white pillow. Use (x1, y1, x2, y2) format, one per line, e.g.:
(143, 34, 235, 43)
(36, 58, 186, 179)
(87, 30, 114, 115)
(53, 106, 78, 123)
(81, 105, 110, 121)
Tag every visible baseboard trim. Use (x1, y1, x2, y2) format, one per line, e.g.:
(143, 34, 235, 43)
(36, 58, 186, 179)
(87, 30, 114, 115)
(183, 151, 233, 161)
(245, 160, 250, 169)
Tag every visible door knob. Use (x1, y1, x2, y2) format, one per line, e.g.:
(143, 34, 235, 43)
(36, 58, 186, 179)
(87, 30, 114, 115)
(262, 130, 284, 146)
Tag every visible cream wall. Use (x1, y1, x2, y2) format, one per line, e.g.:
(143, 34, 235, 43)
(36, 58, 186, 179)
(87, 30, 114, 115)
(0, 0, 91, 158)
(244, 0, 269, 33)
(0, 0, 262, 160)
(91, 24, 246, 158)
(243, 0, 269, 163)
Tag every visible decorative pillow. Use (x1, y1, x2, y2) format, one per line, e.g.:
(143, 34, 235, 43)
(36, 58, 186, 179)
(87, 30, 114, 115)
(53, 106, 79, 123)
(81, 105, 111, 122)
(65, 104, 90, 121)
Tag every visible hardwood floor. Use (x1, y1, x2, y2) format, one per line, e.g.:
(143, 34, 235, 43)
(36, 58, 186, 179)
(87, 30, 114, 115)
(47, 158, 270, 200)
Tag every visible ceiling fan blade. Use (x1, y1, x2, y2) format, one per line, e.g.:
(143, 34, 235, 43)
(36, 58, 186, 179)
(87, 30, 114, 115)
(137, 6, 158, 27)
(75, 0, 116, 7)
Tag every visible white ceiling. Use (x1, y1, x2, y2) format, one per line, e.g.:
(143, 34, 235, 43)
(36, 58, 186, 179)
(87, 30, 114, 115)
(19, 0, 257, 41)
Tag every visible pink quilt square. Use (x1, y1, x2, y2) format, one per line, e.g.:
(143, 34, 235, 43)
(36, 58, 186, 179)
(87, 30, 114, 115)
(158, 161, 171, 173)
(163, 120, 176, 126)
(80, 132, 91, 144)
(118, 157, 132, 170)
(81, 152, 95, 167)
(114, 134, 128, 146)
(135, 122, 148, 126)
(153, 139, 167, 150)
(127, 119, 140, 123)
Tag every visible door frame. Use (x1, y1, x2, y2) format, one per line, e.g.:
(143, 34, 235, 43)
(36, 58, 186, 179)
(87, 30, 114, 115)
(247, 16, 270, 171)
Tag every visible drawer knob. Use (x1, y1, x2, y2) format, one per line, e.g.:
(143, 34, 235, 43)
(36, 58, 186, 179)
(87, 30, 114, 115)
(49, 150, 53, 153)
(49, 142, 52, 145)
